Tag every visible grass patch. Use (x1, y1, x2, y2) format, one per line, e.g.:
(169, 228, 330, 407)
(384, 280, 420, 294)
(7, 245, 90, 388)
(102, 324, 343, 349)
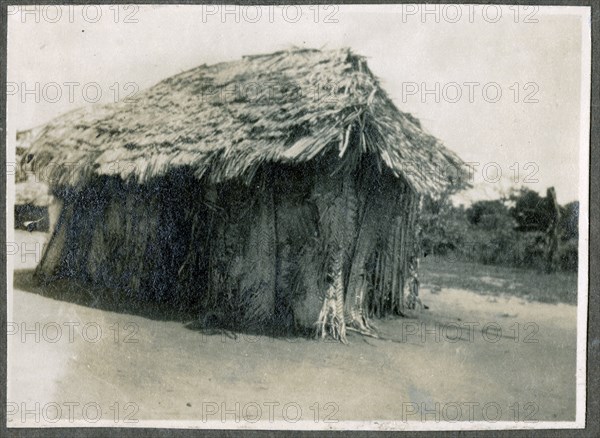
(420, 256, 578, 305)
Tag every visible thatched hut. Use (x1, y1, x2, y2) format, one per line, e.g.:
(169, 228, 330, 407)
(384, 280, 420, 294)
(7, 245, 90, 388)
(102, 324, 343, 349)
(24, 48, 467, 341)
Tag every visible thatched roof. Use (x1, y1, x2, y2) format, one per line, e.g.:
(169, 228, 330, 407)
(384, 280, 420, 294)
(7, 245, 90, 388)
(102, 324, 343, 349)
(17, 126, 44, 152)
(25, 48, 467, 194)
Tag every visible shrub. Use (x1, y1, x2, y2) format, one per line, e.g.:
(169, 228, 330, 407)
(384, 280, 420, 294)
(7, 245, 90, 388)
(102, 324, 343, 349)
(559, 238, 578, 272)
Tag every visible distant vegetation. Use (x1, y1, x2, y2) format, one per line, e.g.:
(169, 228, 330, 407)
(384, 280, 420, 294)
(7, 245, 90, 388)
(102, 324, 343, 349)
(420, 186, 579, 272)
(420, 257, 577, 304)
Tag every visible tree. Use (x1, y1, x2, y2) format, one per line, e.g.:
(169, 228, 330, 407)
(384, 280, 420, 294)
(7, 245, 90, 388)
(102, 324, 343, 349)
(544, 187, 560, 273)
(420, 188, 469, 257)
(559, 201, 579, 241)
(510, 187, 550, 232)
(466, 200, 514, 230)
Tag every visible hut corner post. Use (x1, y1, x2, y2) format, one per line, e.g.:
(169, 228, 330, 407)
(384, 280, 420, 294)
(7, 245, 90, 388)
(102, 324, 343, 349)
(314, 175, 423, 342)
(315, 253, 347, 342)
(314, 172, 358, 343)
(342, 185, 378, 336)
(405, 195, 423, 310)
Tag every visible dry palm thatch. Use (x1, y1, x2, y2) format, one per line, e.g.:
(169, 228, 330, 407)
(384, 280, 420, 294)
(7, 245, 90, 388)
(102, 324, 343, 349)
(25, 48, 469, 341)
(24, 48, 466, 196)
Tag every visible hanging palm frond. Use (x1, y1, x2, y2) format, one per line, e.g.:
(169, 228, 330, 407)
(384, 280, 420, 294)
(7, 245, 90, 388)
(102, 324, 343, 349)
(312, 171, 358, 343)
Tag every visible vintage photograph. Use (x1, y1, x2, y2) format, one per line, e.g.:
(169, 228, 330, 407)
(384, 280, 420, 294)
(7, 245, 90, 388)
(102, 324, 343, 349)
(6, 4, 590, 431)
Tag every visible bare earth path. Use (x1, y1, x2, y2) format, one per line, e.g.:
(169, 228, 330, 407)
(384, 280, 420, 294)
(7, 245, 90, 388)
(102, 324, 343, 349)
(8, 233, 577, 427)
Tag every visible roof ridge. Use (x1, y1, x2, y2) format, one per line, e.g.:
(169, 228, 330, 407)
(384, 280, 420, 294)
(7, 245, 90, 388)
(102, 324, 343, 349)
(242, 47, 320, 60)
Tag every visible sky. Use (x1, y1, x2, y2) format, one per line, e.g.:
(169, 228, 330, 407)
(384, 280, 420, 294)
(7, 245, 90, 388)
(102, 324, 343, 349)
(7, 5, 590, 204)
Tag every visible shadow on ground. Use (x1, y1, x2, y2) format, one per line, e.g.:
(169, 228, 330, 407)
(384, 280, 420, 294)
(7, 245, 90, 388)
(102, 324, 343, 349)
(13, 269, 314, 340)
(14, 269, 195, 322)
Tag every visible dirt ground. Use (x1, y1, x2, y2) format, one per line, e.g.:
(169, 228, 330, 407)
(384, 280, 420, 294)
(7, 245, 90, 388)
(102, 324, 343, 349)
(7, 230, 578, 428)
